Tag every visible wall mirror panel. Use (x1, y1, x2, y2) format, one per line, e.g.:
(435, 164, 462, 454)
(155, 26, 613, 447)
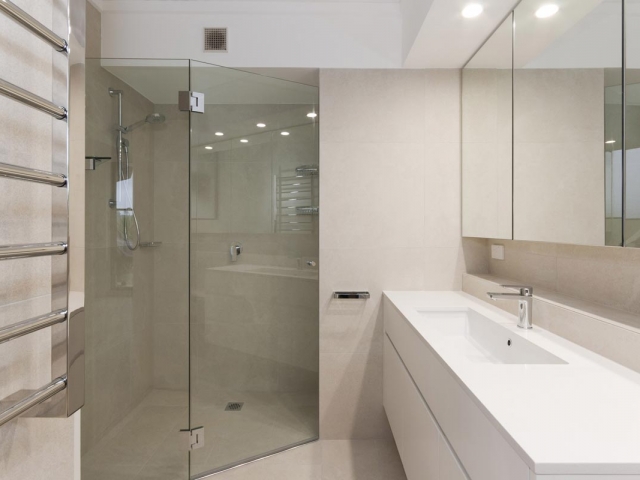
(513, 0, 623, 246)
(462, 14, 514, 240)
(462, 0, 630, 247)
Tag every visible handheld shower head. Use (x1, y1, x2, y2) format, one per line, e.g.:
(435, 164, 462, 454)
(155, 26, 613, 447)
(120, 113, 166, 133)
(145, 113, 166, 124)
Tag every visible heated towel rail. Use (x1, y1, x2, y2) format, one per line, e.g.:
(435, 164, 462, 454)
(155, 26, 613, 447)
(0, 0, 84, 427)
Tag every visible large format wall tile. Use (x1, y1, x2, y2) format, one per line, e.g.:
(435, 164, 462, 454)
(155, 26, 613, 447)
(320, 142, 425, 250)
(319, 69, 477, 451)
(321, 69, 426, 144)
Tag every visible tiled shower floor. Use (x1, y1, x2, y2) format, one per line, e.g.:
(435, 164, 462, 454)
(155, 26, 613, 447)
(81, 389, 318, 480)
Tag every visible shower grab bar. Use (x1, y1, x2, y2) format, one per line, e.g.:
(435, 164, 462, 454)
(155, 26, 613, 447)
(0, 309, 67, 345)
(0, 161, 67, 187)
(0, 0, 68, 52)
(0, 242, 67, 260)
(0, 376, 67, 428)
(0, 78, 67, 119)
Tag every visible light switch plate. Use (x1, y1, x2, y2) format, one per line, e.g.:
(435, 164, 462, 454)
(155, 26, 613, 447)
(491, 244, 505, 260)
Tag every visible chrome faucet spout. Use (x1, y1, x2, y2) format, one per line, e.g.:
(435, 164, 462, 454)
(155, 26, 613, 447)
(487, 285, 533, 329)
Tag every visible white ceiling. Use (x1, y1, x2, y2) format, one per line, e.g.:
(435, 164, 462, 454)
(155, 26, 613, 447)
(92, 0, 544, 69)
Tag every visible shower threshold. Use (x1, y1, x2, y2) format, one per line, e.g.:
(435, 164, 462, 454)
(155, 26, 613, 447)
(192, 436, 320, 479)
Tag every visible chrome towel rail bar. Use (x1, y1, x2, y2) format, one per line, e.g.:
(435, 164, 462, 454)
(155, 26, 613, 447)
(0, 161, 67, 187)
(0, 78, 67, 120)
(0, 0, 68, 52)
(0, 309, 67, 345)
(0, 376, 67, 428)
(0, 242, 67, 260)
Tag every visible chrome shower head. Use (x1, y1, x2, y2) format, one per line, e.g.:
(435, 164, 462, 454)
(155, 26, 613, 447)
(145, 113, 165, 124)
(120, 113, 166, 133)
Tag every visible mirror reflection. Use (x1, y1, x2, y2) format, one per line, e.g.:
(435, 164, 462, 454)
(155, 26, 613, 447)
(513, 0, 622, 246)
(462, 14, 513, 240)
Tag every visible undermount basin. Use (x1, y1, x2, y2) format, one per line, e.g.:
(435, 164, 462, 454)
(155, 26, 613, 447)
(418, 308, 567, 365)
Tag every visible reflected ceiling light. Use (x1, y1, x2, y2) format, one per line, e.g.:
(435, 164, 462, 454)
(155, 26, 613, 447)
(240, 139, 249, 143)
(307, 112, 318, 118)
(205, 146, 213, 150)
(462, 3, 483, 18)
(281, 131, 290, 136)
(257, 123, 266, 128)
(605, 140, 616, 144)
(215, 132, 224, 136)
(535, 4, 559, 18)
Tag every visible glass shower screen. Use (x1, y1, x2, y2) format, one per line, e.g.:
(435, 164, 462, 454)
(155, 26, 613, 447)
(188, 61, 320, 477)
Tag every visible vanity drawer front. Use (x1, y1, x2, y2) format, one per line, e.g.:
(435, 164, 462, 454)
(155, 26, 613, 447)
(384, 298, 530, 480)
(384, 336, 439, 480)
(439, 434, 469, 480)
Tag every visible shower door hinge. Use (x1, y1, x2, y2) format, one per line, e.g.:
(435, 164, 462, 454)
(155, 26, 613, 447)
(180, 426, 205, 450)
(179, 91, 205, 114)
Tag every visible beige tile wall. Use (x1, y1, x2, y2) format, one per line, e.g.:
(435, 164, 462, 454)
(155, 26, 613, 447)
(83, 56, 157, 453)
(319, 69, 487, 442)
(486, 239, 640, 318)
(0, 0, 79, 478)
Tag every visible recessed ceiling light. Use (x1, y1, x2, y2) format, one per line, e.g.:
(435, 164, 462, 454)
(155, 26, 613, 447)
(605, 140, 616, 144)
(307, 112, 318, 118)
(240, 139, 249, 143)
(215, 132, 224, 136)
(205, 146, 213, 150)
(535, 4, 559, 18)
(462, 3, 483, 18)
(281, 132, 290, 136)
(257, 123, 266, 128)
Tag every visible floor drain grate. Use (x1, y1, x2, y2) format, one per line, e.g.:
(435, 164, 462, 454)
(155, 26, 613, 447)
(225, 402, 244, 411)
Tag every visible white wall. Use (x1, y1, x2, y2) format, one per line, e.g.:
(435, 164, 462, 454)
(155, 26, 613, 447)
(319, 69, 487, 441)
(98, 1, 402, 68)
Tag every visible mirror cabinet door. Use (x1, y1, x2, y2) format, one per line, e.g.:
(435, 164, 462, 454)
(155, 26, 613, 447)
(512, 0, 623, 246)
(626, 1, 640, 247)
(462, 14, 514, 239)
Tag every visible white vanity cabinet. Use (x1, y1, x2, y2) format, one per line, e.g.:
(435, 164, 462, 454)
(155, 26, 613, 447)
(383, 291, 640, 480)
(384, 336, 468, 479)
(383, 299, 529, 480)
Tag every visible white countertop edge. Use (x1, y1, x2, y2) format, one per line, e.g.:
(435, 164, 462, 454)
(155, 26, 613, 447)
(383, 290, 640, 476)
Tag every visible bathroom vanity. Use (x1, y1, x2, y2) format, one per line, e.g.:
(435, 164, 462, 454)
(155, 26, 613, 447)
(383, 291, 640, 480)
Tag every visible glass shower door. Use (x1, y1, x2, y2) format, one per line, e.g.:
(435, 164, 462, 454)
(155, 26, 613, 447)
(188, 61, 320, 477)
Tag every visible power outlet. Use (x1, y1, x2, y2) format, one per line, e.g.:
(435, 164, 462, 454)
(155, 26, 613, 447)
(491, 244, 505, 260)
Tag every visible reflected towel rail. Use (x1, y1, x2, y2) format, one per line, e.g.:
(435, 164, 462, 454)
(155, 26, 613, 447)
(0, 376, 67, 428)
(0, 78, 67, 119)
(0, 242, 67, 260)
(0, 161, 67, 187)
(0, 309, 67, 345)
(0, 0, 68, 52)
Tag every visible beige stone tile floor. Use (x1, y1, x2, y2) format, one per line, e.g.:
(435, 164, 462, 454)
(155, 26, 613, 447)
(82, 389, 403, 480)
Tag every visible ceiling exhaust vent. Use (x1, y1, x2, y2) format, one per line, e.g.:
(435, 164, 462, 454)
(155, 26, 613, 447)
(204, 28, 227, 52)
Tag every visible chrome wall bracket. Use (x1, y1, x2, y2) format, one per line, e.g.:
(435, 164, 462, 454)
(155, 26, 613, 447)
(333, 292, 370, 300)
(179, 91, 205, 113)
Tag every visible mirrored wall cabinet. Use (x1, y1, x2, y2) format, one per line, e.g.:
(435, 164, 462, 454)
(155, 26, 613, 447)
(462, 0, 640, 247)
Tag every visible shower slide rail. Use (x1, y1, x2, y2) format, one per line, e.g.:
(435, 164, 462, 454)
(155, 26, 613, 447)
(0, 0, 84, 428)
